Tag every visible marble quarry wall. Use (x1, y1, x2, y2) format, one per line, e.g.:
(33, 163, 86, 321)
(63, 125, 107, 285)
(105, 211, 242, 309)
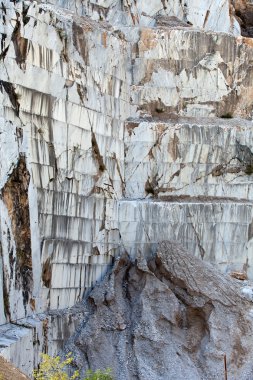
(0, 0, 133, 324)
(42, 0, 241, 35)
(124, 119, 253, 199)
(119, 200, 253, 276)
(0, 0, 253, 376)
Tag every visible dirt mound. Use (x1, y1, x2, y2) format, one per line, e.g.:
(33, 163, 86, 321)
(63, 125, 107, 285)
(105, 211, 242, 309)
(65, 241, 253, 380)
(0, 356, 30, 380)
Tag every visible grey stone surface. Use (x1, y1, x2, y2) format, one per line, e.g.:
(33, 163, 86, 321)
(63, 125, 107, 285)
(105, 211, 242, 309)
(65, 241, 253, 380)
(0, 305, 86, 377)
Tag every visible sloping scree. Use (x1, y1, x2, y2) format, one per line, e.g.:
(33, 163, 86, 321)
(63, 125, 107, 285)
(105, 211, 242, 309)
(65, 241, 253, 380)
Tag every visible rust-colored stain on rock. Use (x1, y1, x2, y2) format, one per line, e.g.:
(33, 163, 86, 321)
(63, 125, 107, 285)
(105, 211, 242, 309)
(1, 156, 33, 311)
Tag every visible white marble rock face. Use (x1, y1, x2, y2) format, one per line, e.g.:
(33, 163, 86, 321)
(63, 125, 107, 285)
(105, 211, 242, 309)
(0, 0, 252, 318)
(0, 0, 253, 375)
(124, 119, 253, 199)
(133, 28, 253, 118)
(41, 0, 240, 35)
(119, 200, 253, 277)
(0, 0, 133, 322)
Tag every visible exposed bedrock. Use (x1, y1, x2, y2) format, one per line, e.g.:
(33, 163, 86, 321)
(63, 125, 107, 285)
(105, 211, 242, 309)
(133, 28, 253, 119)
(119, 199, 253, 277)
(1, 0, 251, 322)
(41, 0, 241, 35)
(124, 119, 253, 199)
(65, 241, 253, 380)
(0, 0, 253, 376)
(0, 306, 86, 377)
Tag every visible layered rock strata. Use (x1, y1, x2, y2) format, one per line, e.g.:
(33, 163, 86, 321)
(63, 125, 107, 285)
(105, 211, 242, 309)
(42, 0, 241, 35)
(119, 199, 253, 277)
(124, 119, 253, 199)
(0, 306, 86, 376)
(0, 0, 253, 376)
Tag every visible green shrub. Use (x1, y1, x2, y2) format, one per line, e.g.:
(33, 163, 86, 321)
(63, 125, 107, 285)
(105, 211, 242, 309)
(33, 353, 113, 380)
(84, 368, 113, 380)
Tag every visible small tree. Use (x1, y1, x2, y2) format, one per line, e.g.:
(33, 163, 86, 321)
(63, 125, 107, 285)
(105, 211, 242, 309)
(33, 353, 79, 380)
(33, 353, 113, 380)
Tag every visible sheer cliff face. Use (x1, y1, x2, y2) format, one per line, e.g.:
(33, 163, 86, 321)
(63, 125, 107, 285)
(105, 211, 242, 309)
(0, 0, 253, 328)
(0, 0, 131, 323)
(43, 0, 241, 35)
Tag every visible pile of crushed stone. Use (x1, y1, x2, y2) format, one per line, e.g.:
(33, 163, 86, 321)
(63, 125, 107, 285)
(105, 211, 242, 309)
(64, 241, 253, 380)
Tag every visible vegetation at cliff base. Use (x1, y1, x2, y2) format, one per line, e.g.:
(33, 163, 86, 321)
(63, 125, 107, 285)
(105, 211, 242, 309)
(33, 353, 113, 380)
